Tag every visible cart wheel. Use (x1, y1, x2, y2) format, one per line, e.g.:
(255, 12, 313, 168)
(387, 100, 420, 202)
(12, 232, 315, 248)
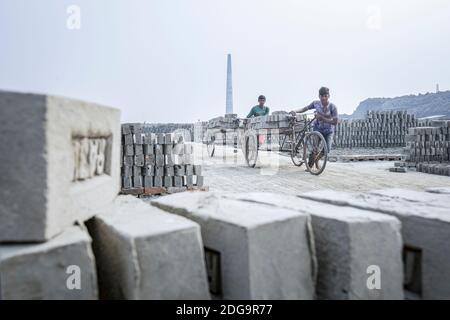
(206, 130, 215, 158)
(304, 132, 328, 175)
(291, 140, 305, 167)
(244, 132, 258, 168)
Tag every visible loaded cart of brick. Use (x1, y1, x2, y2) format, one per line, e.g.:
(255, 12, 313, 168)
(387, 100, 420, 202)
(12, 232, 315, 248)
(204, 114, 241, 158)
(120, 123, 205, 196)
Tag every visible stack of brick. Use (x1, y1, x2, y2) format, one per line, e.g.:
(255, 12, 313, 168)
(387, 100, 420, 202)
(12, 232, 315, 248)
(402, 120, 450, 176)
(0, 91, 123, 299)
(121, 123, 204, 195)
(334, 111, 417, 148)
(207, 114, 239, 130)
(246, 113, 308, 130)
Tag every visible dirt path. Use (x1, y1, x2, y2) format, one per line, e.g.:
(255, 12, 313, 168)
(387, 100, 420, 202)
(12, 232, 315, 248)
(193, 144, 450, 195)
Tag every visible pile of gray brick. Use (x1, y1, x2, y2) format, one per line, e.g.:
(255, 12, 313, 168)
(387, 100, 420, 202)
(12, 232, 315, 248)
(334, 111, 418, 148)
(246, 113, 308, 130)
(207, 114, 239, 129)
(400, 119, 450, 176)
(121, 123, 204, 195)
(0, 90, 210, 300)
(404, 120, 450, 163)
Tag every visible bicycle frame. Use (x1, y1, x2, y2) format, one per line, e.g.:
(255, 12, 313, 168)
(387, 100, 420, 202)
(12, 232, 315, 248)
(291, 117, 315, 153)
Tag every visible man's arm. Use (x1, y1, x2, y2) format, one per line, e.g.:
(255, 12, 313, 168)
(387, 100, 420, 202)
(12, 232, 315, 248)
(264, 107, 270, 116)
(246, 107, 255, 118)
(317, 105, 338, 125)
(291, 102, 314, 114)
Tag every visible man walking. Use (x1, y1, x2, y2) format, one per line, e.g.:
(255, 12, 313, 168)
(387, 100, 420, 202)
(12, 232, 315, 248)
(290, 87, 338, 153)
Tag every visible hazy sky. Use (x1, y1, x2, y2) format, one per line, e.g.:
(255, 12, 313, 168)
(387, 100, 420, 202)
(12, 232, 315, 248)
(1, 0, 450, 122)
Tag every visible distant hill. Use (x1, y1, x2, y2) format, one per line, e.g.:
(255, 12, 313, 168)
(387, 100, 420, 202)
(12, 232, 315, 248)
(347, 91, 450, 119)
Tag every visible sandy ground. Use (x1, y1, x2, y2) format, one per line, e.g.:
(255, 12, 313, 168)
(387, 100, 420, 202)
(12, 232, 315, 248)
(192, 143, 450, 195)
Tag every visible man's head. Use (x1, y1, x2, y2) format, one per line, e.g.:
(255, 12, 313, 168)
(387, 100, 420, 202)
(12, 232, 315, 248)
(258, 95, 266, 106)
(319, 87, 330, 105)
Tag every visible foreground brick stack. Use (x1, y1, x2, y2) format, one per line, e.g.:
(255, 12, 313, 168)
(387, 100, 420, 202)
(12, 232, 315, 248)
(334, 111, 417, 148)
(121, 123, 204, 195)
(402, 120, 450, 176)
(0, 91, 122, 299)
(0, 91, 210, 300)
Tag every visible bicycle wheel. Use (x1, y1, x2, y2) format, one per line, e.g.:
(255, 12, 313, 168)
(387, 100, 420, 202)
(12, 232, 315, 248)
(291, 139, 305, 167)
(205, 130, 215, 157)
(304, 132, 328, 175)
(244, 132, 258, 168)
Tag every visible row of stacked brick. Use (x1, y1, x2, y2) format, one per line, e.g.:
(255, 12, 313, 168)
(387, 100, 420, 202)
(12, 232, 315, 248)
(120, 123, 204, 195)
(333, 111, 419, 148)
(403, 120, 450, 176)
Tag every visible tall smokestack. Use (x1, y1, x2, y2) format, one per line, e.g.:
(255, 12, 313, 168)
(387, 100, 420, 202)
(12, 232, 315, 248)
(226, 54, 233, 114)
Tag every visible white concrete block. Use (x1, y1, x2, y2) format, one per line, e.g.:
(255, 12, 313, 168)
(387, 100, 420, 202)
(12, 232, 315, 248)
(224, 192, 403, 300)
(0, 226, 98, 300)
(151, 192, 314, 300)
(86, 196, 210, 300)
(300, 188, 450, 299)
(0, 90, 121, 242)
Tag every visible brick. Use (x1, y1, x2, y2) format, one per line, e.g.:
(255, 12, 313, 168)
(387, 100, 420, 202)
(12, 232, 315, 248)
(154, 145, 163, 155)
(155, 155, 165, 166)
(164, 166, 174, 176)
(123, 156, 134, 166)
(151, 193, 314, 299)
(173, 176, 183, 187)
(0, 226, 98, 299)
(143, 144, 154, 155)
(154, 166, 164, 176)
(0, 91, 121, 242)
(133, 166, 142, 176)
(184, 175, 193, 187)
(143, 176, 153, 188)
(134, 154, 144, 166)
(185, 165, 194, 175)
(195, 176, 204, 187)
(122, 176, 132, 189)
(193, 165, 202, 176)
(121, 124, 132, 135)
(165, 154, 175, 166)
(122, 166, 132, 177)
(163, 144, 173, 154)
(134, 134, 143, 145)
(133, 176, 143, 188)
(124, 144, 134, 156)
(153, 176, 163, 187)
(163, 176, 173, 187)
(164, 133, 173, 144)
(174, 165, 185, 176)
(144, 154, 155, 165)
(86, 196, 209, 299)
(142, 165, 154, 176)
(157, 133, 165, 144)
(301, 189, 450, 299)
(134, 144, 143, 156)
(143, 133, 156, 144)
(123, 134, 133, 145)
(130, 124, 143, 134)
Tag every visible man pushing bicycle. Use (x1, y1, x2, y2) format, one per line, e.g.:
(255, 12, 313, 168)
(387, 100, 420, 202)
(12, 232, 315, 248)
(290, 87, 338, 153)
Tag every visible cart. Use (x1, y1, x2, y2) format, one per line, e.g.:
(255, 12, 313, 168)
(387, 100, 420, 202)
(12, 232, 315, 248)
(205, 114, 328, 175)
